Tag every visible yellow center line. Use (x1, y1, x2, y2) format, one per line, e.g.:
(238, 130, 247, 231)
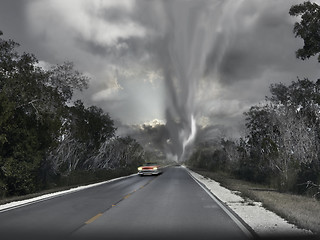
(85, 213, 103, 224)
(123, 194, 131, 199)
(110, 179, 156, 209)
(84, 178, 157, 224)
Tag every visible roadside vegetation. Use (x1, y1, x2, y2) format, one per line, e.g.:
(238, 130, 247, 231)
(0, 31, 145, 199)
(192, 169, 320, 234)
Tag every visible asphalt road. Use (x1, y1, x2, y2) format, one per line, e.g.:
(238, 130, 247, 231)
(0, 166, 252, 240)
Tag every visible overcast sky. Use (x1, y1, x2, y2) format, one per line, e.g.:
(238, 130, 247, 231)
(1, 0, 320, 159)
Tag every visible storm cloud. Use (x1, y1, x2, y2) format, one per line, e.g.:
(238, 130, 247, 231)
(1, 0, 320, 160)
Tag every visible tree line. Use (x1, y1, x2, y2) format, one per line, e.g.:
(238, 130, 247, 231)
(0, 31, 144, 198)
(188, 1, 320, 198)
(188, 78, 320, 197)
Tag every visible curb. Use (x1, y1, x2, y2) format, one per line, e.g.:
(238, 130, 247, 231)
(186, 167, 258, 239)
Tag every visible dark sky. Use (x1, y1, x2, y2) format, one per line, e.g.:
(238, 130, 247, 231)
(1, 0, 320, 158)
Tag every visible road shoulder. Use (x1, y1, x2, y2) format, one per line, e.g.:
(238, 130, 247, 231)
(0, 173, 137, 212)
(186, 167, 313, 238)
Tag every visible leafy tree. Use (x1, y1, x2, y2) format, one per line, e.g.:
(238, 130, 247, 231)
(243, 78, 320, 190)
(69, 101, 116, 149)
(47, 101, 117, 174)
(269, 78, 320, 124)
(243, 104, 280, 182)
(0, 32, 60, 194)
(289, 1, 320, 61)
(0, 31, 89, 195)
(48, 62, 88, 102)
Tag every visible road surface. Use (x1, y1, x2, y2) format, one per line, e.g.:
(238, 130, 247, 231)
(0, 166, 253, 240)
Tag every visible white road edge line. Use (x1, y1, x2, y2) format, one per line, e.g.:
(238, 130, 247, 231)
(0, 173, 138, 213)
(186, 168, 254, 239)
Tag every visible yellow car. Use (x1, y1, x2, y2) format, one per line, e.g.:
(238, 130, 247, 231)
(137, 163, 162, 176)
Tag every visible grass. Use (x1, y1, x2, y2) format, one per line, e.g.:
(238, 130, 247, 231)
(193, 168, 320, 234)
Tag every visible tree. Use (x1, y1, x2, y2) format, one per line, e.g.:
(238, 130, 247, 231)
(69, 101, 116, 149)
(289, 1, 320, 61)
(0, 31, 89, 195)
(47, 101, 117, 174)
(269, 78, 320, 124)
(85, 136, 145, 171)
(0, 32, 61, 194)
(48, 62, 88, 102)
(267, 107, 318, 190)
(243, 104, 280, 183)
(243, 78, 320, 191)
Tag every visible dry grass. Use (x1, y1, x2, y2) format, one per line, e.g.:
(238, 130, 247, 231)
(253, 191, 320, 233)
(194, 169, 320, 234)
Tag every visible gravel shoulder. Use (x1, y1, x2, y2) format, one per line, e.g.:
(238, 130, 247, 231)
(186, 167, 315, 238)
